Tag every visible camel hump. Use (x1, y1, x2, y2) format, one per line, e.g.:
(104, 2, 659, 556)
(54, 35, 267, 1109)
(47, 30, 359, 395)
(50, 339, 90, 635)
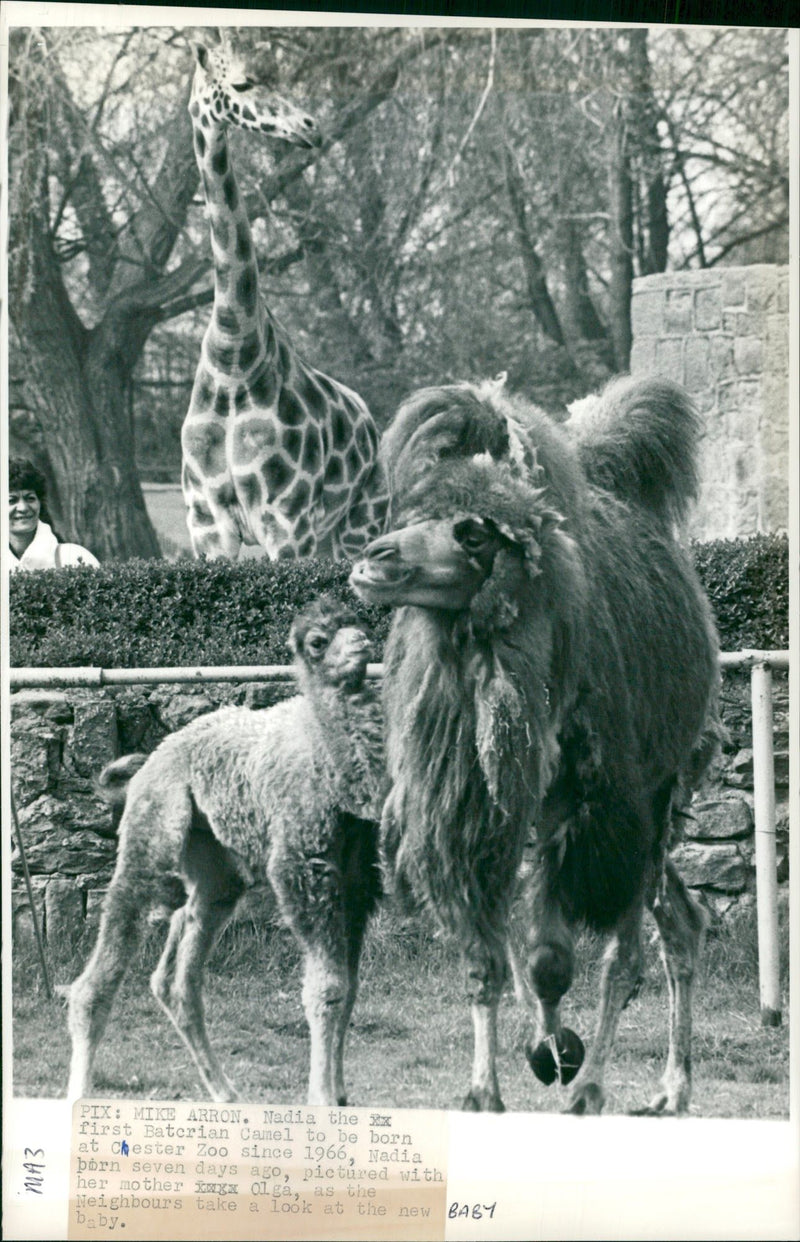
(565, 376, 702, 528)
(95, 753, 148, 805)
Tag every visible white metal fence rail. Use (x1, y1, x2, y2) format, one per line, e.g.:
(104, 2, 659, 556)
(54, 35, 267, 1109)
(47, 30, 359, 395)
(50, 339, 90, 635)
(9, 649, 789, 1024)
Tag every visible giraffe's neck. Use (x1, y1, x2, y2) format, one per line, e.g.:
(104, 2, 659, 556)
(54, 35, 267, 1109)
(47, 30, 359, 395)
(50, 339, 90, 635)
(193, 119, 268, 365)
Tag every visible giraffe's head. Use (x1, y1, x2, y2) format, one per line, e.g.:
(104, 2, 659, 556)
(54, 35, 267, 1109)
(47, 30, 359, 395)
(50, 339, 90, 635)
(190, 37, 321, 148)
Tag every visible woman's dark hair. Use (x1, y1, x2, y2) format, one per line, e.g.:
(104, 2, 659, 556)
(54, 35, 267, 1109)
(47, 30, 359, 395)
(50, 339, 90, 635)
(9, 457, 56, 529)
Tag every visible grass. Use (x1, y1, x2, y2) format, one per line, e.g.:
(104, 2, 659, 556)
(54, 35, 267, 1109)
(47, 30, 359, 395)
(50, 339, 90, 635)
(11, 900, 790, 1118)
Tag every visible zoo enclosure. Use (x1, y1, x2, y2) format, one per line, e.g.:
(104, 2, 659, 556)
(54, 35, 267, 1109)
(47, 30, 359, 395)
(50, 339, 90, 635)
(9, 649, 790, 1025)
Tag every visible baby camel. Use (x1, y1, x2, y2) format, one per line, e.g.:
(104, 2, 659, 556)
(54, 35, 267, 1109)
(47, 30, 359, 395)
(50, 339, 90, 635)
(67, 595, 384, 1105)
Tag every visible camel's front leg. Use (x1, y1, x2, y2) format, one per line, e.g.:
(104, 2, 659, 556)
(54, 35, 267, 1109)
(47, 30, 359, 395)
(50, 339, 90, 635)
(565, 903, 644, 1115)
(638, 859, 707, 1115)
(514, 881, 585, 1092)
(271, 844, 348, 1107)
(462, 939, 506, 1113)
(331, 815, 381, 1106)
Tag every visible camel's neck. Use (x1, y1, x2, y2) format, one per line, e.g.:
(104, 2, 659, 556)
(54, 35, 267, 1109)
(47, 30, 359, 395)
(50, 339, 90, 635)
(193, 119, 269, 366)
(300, 676, 385, 819)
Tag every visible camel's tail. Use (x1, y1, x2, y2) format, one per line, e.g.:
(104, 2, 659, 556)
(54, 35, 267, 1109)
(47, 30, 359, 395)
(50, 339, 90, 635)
(95, 753, 148, 806)
(565, 376, 702, 527)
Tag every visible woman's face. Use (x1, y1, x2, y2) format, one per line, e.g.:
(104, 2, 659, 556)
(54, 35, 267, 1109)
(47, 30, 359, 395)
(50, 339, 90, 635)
(9, 488, 42, 541)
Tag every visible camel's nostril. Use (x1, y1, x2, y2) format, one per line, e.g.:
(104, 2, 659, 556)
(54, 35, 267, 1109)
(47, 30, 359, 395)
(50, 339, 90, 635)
(366, 540, 399, 562)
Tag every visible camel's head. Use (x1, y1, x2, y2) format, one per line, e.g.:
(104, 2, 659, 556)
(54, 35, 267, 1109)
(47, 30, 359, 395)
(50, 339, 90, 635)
(190, 35, 321, 148)
(350, 515, 518, 611)
(353, 380, 586, 629)
(289, 595, 374, 691)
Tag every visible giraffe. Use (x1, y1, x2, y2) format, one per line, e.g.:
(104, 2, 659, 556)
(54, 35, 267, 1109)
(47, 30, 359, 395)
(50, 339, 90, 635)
(183, 36, 388, 560)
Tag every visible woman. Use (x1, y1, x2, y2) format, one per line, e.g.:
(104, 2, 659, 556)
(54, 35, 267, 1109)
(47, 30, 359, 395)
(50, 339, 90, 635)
(8, 459, 99, 570)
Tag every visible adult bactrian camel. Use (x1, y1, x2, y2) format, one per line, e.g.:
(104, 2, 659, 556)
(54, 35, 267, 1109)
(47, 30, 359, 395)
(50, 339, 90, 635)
(350, 374, 719, 1115)
(67, 595, 384, 1105)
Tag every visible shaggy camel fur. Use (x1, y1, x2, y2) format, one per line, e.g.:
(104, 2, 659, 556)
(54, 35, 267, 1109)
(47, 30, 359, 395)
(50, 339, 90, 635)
(351, 374, 719, 1115)
(68, 596, 384, 1105)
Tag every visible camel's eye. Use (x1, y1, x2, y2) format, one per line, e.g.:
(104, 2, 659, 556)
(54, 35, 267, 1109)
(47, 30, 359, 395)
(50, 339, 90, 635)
(454, 519, 491, 556)
(306, 632, 328, 657)
(231, 81, 255, 92)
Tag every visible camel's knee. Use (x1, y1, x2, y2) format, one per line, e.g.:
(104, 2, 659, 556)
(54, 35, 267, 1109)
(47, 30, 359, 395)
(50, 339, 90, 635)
(302, 958, 347, 1019)
(464, 949, 506, 1005)
(530, 941, 574, 1005)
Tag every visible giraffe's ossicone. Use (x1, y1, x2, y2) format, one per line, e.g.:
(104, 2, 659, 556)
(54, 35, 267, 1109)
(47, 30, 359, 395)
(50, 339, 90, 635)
(182, 36, 389, 560)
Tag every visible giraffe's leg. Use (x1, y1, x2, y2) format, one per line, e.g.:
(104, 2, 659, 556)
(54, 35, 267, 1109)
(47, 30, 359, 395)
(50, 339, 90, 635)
(186, 500, 242, 560)
(637, 859, 707, 1116)
(269, 836, 349, 1107)
(182, 462, 243, 560)
(152, 830, 245, 1102)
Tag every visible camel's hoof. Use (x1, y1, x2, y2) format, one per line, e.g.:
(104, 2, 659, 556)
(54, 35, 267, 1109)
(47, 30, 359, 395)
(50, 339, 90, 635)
(565, 1081, 604, 1115)
(462, 1089, 505, 1113)
(525, 1028, 585, 1087)
(629, 1091, 686, 1118)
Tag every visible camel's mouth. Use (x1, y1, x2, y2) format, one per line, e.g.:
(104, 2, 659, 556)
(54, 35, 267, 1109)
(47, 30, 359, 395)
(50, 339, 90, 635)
(349, 559, 417, 598)
(350, 558, 478, 610)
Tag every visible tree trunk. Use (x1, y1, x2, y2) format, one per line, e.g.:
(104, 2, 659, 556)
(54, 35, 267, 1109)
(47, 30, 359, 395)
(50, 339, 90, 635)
(606, 105, 633, 372)
(559, 217, 608, 343)
(629, 28, 669, 275)
(502, 145, 566, 347)
(11, 222, 162, 559)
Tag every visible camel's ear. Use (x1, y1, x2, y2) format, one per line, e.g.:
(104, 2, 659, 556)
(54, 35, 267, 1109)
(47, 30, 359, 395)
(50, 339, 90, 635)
(487, 518, 543, 574)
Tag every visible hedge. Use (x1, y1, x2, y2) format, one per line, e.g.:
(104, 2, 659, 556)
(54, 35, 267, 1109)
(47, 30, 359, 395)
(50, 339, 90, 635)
(9, 558, 392, 669)
(9, 534, 789, 668)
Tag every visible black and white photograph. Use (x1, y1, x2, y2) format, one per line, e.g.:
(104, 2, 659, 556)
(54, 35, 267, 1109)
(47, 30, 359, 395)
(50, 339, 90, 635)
(2, 4, 796, 1237)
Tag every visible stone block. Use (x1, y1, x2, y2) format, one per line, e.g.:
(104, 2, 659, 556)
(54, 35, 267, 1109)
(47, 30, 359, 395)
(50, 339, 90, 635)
(722, 270, 747, 307)
(734, 336, 763, 376)
(763, 319, 789, 375)
(655, 337, 683, 381)
(690, 797, 753, 840)
(629, 339, 656, 375)
(745, 265, 778, 313)
(692, 388, 716, 414)
(11, 690, 72, 720)
(664, 289, 693, 332)
(12, 878, 47, 956)
(158, 692, 216, 731)
(717, 380, 739, 414)
(70, 700, 119, 777)
(45, 877, 85, 949)
(684, 337, 710, 389)
(723, 311, 759, 336)
(694, 286, 722, 330)
(777, 272, 789, 313)
(671, 841, 748, 892)
(709, 335, 735, 381)
(13, 794, 117, 875)
(10, 729, 62, 803)
(85, 887, 110, 932)
(113, 696, 165, 755)
(630, 290, 664, 336)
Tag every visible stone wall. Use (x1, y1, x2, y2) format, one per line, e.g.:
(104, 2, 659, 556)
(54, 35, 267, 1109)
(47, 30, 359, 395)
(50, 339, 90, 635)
(630, 265, 789, 542)
(10, 679, 289, 960)
(10, 671, 789, 955)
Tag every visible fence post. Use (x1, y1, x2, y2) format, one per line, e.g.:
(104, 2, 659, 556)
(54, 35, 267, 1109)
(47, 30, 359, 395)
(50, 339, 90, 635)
(750, 661, 781, 1026)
